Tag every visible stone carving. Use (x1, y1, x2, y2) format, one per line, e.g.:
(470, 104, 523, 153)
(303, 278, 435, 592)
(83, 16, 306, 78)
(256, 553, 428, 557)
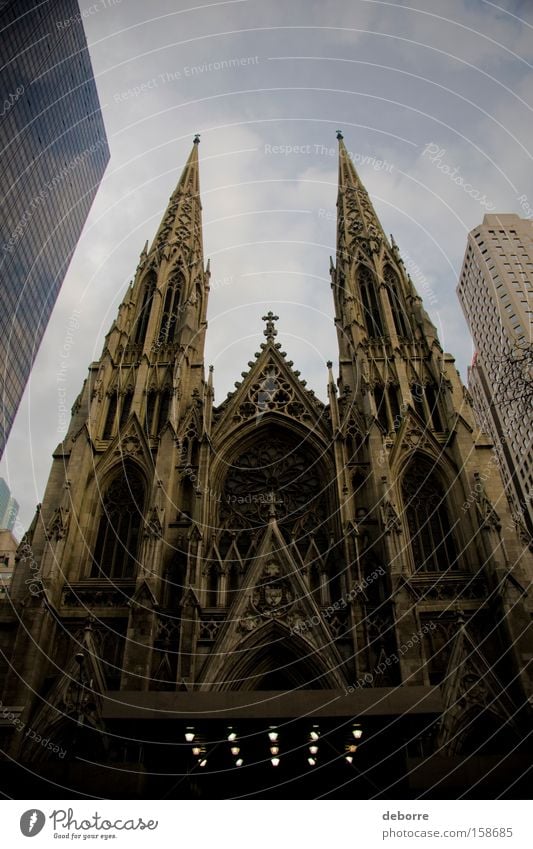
(251, 562, 295, 618)
(46, 506, 70, 541)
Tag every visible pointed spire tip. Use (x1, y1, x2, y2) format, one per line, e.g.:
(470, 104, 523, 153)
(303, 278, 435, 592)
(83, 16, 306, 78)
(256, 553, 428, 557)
(336, 129, 344, 140)
(193, 133, 201, 144)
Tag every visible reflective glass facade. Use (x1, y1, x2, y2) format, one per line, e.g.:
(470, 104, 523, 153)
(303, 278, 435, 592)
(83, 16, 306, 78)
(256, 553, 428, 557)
(0, 0, 109, 456)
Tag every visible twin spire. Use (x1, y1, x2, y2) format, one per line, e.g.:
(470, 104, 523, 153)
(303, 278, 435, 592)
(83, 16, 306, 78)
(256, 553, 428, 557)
(153, 129, 387, 257)
(150, 132, 397, 333)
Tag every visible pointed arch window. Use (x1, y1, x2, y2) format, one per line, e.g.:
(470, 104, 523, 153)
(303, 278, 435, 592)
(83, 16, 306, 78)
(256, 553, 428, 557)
(358, 265, 384, 338)
(309, 562, 322, 605)
(388, 385, 401, 429)
(157, 388, 172, 433)
(159, 272, 184, 345)
(424, 383, 445, 431)
(119, 389, 133, 429)
(103, 393, 118, 440)
(374, 384, 401, 432)
(411, 381, 427, 422)
(134, 273, 155, 344)
(164, 558, 185, 609)
(145, 389, 157, 437)
(411, 382, 445, 431)
(226, 563, 240, 605)
(402, 458, 459, 572)
(384, 266, 411, 339)
(374, 385, 389, 432)
(328, 567, 342, 603)
(206, 566, 219, 607)
(91, 469, 145, 579)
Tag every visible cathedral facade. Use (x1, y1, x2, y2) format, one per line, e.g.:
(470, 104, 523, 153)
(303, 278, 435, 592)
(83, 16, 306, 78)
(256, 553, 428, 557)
(1, 135, 532, 799)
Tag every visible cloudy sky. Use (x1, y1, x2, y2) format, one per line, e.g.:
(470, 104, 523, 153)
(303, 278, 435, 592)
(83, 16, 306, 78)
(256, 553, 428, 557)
(2, 0, 533, 532)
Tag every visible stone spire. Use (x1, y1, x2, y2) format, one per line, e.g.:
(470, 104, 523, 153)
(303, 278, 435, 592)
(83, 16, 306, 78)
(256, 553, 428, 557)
(336, 130, 387, 265)
(149, 135, 203, 258)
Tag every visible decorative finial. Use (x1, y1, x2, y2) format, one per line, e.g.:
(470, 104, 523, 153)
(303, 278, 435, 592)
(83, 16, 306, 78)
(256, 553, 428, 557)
(262, 311, 279, 340)
(193, 133, 201, 144)
(336, 129, 344, 140)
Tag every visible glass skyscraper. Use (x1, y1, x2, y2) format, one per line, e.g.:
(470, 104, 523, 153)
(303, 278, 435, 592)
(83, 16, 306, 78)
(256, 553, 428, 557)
(0, 477, 18, 531)
(0, 0, 109, 457)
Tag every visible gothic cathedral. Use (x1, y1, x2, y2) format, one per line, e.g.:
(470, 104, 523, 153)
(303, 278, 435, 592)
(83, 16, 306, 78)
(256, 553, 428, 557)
(1, 135, 532, 799)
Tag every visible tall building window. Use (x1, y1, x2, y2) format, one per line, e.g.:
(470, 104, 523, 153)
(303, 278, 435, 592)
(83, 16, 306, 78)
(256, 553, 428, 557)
(388, 385, 401, 429)
(103, 393, 118, 440)
(91, 469, 145, 579)
(206, 566, 219, 607)
(411, 381, 426, 422)
(133, 274, 155, 344)
(358, 265, 384, 338)
(145, 390, 157, 437)
(411, 382, 445, 431)
(226, 563, 240, 604)
(374, 385, 389, 432)
(157, 388, 172, 433)
(374, 384, 402, 432)
(424, 383, 444, 431)
(384, 266, 411, 338)
(119, 390, 133, 429)
(159, 273, 184, 345)
(309, 562, 322, 605)
(402, 457, 459, 572)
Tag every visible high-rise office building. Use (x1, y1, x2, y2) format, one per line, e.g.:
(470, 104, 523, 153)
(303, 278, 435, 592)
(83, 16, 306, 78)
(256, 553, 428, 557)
(457, 214, 533, 542)
(0, 0, 109, 457)
(1, 138, 532, 799)
(0, 478, 19, 532)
